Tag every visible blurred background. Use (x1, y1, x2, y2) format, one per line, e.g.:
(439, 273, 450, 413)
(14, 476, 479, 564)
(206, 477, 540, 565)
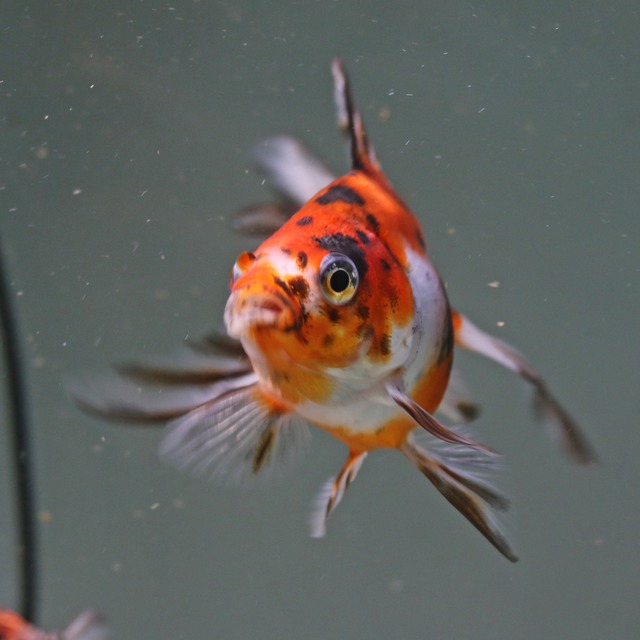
(1, 1, 638, 638)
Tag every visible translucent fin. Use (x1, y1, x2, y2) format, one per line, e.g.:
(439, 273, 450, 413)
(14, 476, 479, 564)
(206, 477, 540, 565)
(66, 371, 257, 423)
(61, 609, 110, 640)
(187, 332, 247, 358)
(309, 450, 367, 538)
(66, 334, 254, 422)
(452, 311, 598, 466)
(252, 135, 336, 207)
(402, 432, 517, 562)
(232, 202, 295, 236)
(159, 384, 311, 485)
(386, 379, 495, 454)
(437, 366, 481, 423)
(115, 343, 251, 385)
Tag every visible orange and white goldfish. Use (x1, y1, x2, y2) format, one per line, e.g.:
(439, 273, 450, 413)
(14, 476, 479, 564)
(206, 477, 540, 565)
(0, 608, 108, 640)
(70, 59, 597, 562)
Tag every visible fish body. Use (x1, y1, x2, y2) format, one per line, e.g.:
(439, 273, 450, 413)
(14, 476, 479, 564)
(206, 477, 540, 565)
(225, 168, 451, 452)
(70, 59, 597, 562)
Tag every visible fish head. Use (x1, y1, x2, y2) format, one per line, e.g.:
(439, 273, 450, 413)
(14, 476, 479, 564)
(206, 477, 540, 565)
(224, 176, 419, 405)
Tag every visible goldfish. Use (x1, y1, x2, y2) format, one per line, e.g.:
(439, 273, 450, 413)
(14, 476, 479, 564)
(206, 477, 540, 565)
(0, 608, 108, 640)
(69, 59, 597, 562)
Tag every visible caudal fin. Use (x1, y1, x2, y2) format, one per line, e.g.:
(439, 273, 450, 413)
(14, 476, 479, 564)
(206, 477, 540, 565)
(401, 432, 518, 562)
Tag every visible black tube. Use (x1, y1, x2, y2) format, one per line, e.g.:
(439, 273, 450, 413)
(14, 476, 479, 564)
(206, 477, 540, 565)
(0, 232, 37, 622)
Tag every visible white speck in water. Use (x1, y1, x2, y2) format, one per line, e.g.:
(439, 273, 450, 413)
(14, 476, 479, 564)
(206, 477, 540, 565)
(388, 578, 404, 593)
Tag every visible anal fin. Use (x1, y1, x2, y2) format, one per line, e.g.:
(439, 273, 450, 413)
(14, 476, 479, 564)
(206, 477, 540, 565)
(309, 450, 367, 538)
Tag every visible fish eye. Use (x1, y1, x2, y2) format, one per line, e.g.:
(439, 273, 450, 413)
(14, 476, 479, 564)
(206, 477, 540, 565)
(319, 253, 359, 304)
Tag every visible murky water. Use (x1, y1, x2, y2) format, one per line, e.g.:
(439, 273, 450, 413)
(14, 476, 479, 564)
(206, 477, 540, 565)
(2, 2, 639, 638)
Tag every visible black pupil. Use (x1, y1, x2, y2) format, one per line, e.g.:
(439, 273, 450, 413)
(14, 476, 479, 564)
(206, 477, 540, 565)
(329, 268, 351, 293)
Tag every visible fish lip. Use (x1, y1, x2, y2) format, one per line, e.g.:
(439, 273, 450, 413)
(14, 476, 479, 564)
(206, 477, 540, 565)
(224, 287, 301, 338)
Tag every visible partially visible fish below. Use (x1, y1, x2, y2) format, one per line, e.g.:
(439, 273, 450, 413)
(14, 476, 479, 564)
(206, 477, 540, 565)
(0, 609, 109, 640)
(68, 59, 597, 562)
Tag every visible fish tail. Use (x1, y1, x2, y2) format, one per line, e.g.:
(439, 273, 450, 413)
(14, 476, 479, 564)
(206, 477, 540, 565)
(401, 435, 518, 562)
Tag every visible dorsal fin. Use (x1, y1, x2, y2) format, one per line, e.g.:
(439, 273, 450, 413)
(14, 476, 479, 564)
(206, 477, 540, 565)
(332, 58, 386, 179)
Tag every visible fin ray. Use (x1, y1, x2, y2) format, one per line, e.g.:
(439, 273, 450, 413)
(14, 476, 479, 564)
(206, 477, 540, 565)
(402, 432, 517, 562)
(159, 385, 311, 485)
(66, 372, 257, 423)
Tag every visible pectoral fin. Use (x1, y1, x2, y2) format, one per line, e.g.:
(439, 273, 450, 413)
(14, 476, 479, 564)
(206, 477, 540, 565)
(159, 384, 311, 485)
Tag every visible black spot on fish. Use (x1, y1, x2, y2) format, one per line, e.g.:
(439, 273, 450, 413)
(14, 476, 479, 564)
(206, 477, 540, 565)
(281, 246, 291, 255)
(380, 258, 391, 272)
(296, 251, 308, 270)
(273, 277, 291, 296)
(316, 184, 365, 206)
(313, 233, 368, 278)
(365, 213, 380, 234)
(326, 307, 341, 323)
(322, 333, 335, 348)
(296, 216, 313, 226)
(356, 304, 369, 320)
(288, 276, 310, 301)
(356, 229, 370, 245)
(416, 229, 426, 250)
(379, 334, 391, 356)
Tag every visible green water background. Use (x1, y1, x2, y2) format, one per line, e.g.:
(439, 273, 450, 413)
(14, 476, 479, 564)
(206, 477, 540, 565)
(1, 2, 638, 638)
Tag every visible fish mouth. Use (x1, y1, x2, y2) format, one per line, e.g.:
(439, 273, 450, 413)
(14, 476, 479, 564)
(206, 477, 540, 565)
(224, 287, 301, 338)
